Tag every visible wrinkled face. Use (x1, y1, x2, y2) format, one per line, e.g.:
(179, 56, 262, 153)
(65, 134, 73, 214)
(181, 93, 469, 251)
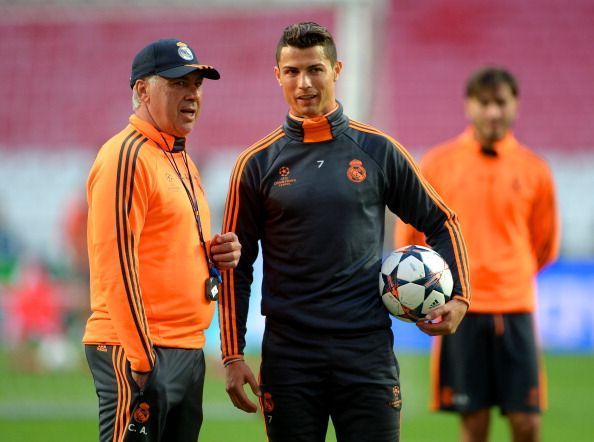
(465, 83, 518, 145)
(275, 45, 342, 118)
(139, 71, 204, 137)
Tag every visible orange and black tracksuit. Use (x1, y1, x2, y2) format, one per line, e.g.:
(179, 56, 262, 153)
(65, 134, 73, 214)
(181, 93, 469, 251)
(219, 104, 470, 440)
(396, 127, 559, 414)
(84, 114, 214, 371)
(220, 105, 470, 363)
(83, 115, 214, 441)
(396, 127, 559, 314)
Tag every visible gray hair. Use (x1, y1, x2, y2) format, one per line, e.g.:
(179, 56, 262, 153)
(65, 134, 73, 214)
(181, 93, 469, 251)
(132, 75, 159, 110)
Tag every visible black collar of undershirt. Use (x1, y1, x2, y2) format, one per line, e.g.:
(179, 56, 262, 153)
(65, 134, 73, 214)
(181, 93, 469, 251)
(283, 102, 349, 142)
(480, 145, 498, 157)
(171, 137, 186, 153)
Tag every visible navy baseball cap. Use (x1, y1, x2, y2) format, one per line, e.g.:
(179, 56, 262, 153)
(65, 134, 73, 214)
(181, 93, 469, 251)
(130, 38, 220, 88)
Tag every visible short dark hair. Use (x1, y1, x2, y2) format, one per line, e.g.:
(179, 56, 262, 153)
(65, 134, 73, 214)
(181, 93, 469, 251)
(465, 66, 519, 98)
(275, 22, 337, 66)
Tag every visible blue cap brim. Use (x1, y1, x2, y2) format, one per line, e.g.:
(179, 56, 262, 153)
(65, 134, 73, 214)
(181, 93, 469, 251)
(158, 64, 220, 80)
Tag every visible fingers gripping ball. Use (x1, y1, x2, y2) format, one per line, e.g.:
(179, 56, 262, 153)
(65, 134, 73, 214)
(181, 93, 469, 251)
(379, 245, 453, 322)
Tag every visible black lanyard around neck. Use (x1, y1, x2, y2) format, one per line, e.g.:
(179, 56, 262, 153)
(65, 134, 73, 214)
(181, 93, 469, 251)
(160, 136, 218, 276)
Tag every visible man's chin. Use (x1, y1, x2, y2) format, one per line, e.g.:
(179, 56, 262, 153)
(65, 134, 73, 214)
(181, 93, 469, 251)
(175, 124, 196, 138)
(296, 106, 322, 119)
(479, 129, 505, 145)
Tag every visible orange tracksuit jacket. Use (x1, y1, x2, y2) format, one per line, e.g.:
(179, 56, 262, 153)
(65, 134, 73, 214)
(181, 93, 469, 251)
(83, 114, 214, 372)
(396, 128, 559, 313)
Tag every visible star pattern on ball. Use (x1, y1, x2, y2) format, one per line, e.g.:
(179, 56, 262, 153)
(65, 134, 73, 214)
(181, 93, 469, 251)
(380, 245, 453, 322)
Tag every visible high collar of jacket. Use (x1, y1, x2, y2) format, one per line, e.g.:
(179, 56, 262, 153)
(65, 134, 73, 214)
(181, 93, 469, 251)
(461, 126, 518, 157)
(283, 103, 348, 143)
(129, 114, 186, 153)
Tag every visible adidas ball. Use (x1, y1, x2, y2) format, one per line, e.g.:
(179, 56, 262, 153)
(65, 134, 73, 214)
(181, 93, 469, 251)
(379, 245, 453, 322)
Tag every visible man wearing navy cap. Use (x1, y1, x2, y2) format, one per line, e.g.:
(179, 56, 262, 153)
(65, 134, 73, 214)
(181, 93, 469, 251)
(83, 38, 241, 442)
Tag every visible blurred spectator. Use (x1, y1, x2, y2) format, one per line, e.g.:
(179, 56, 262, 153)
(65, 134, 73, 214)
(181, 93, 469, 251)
(62, 193, 89, 282)
(3, 262, 63, 344)
(57, 192, 91, 349)
(0, 205, 19, 284)
(0, 260, 79, 371)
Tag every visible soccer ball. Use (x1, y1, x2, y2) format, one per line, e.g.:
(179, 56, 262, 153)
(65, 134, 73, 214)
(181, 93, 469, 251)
(379, 245, 453, 322)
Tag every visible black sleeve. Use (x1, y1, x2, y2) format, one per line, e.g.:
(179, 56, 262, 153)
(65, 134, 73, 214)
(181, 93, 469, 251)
(384, 140, 470, 301)
(219, 156, 263, 361)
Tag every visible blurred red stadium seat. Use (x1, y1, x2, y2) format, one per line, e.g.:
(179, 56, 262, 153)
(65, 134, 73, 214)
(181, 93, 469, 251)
(0, 6, 335, 153)
(371, 0, 594, 152)
(0, 1, 592, 154)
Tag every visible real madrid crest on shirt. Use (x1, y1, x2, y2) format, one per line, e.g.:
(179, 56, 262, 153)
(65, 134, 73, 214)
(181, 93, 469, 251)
(133, 402, 150, 424)
(176, 42, 194, 61)
(347, 159, 367, 183)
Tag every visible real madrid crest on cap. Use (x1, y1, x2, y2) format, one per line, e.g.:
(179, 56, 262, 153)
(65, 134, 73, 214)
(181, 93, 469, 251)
(176, 42, 194, 61)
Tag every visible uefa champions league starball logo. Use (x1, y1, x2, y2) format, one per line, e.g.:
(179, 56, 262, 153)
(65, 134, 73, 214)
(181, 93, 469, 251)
(379, 245, 453, 322)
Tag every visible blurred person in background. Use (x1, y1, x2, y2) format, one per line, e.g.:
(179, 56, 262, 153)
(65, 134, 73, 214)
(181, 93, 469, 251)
(60, 193, 91, 343)
(83, 38, 241, 442)
(0, 203, 79, 372)
(63, 193, 90, 283)
(1, 260, 68, 370)
(219, 22, 471, 442)
(0, 204, 20, 284)
(396, 66, 559, 442)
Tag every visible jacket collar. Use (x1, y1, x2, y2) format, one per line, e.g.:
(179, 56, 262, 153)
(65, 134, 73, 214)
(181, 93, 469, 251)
(462, 126, 517, 156)
(283, 103, 348, 143)
(129, 114, 186, 152)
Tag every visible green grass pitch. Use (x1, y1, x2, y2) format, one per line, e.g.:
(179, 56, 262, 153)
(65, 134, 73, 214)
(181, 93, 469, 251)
(1, 351, 593, 441)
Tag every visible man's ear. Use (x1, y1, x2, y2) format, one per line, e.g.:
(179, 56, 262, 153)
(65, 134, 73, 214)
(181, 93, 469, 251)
(136, 79, 150, 103)
(274, 66, 283, 86)
(333, 61, 343, 81)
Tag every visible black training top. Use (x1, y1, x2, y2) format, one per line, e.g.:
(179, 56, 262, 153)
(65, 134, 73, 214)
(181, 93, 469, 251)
(219, 104, 470, 362)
